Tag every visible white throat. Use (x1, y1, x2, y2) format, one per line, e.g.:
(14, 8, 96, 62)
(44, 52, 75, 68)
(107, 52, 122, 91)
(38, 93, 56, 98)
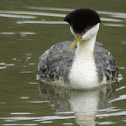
(69, 24, 100, 89)
(77, 35, 96, 54)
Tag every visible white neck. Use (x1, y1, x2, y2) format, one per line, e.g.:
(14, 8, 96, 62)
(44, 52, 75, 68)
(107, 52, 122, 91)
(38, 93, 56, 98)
(76, 35, 96, 56)
(69, 29, 99, 89)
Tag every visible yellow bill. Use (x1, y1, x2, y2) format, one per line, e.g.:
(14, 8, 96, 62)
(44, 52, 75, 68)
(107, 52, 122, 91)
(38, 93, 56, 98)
(69, 35, 83, 51)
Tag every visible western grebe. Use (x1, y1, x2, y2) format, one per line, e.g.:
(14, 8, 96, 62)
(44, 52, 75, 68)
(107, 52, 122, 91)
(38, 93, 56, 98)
(38, 8, 118, 89)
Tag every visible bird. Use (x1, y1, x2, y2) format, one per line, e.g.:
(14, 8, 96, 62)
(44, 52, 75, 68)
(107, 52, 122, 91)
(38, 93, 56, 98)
(38, 8, 118, 89)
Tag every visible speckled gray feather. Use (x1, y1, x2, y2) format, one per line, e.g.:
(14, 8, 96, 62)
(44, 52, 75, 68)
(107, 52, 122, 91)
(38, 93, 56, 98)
(38, 41, 74, 83)
(94, 42, 118, 82)
(38, 41, 118, 83)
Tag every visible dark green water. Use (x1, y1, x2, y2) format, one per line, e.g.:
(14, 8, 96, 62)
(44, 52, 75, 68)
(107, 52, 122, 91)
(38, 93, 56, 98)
(0, 0, 126, 126)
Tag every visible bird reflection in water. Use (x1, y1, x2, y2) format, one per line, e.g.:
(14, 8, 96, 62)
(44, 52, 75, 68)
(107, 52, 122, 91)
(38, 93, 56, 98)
(38, 82, 118, 126)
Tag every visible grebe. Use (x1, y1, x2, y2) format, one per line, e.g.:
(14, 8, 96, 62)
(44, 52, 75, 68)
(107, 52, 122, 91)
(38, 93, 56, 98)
(38, 8, 118, 89)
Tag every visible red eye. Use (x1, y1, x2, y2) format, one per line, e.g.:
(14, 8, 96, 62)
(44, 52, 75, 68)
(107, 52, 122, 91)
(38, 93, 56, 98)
(84, 28, 87, 32)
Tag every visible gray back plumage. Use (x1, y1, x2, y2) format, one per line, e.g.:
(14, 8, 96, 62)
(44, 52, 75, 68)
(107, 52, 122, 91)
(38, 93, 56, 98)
(38, 41, 75, 83)
(94, 42, 118, 82)
(38, 41, 118, 83)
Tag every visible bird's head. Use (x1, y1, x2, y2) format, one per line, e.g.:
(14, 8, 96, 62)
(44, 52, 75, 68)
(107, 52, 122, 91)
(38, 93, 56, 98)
(64, 8, 101, 51)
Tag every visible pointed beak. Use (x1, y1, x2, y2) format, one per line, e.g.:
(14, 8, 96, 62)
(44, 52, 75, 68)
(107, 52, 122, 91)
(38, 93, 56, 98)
(69, 35, 83, 51)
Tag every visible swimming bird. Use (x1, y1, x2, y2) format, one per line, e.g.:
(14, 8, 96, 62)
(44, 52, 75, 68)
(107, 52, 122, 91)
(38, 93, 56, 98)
(38, 8, 118, 89)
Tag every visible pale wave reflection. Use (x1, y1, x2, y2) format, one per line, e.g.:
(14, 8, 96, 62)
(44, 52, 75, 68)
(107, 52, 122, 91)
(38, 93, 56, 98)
(0, 13, 36, 19)
(38, 82, 118, 126)
(0, 10, 65, 17)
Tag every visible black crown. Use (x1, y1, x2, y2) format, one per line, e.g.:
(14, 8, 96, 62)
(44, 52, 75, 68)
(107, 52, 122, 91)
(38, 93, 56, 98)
(64, 8, 101, 34)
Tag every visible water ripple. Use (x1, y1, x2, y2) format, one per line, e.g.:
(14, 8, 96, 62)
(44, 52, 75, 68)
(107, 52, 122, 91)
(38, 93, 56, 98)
(28, 82, 38, 85)
(0, 10, 65, 17)
(28, 101, 49, 103)
(97, 121, 116, 125)
(0, 32, 36, 36)
(0, 63, 15, 70)
(101, 17, 123, 22)
(97, 111, 126, 118)
(98, 107, 121, 112)
(2, 124, 38, 126)
(111, 15, 126, 19)
(0, 115, 75, 121)
(0, 9, 125, 28)
(98, 11, 126, 17)
(103, 23, 126, 27)
(110, 94, 126, 103)
(116, 86, 126, 91)
(63, 123, 73, 125)
(27, 7, 73, 12)
(10, 112, 32, 115)
(0, 13, 36, 19)
(0, 32, 15, 35)
(27, 6, 126, 19)
(17, 20, 67, 24)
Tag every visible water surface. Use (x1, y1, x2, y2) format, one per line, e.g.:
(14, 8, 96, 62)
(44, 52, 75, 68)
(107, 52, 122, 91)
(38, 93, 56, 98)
(0, 0, 126, 126)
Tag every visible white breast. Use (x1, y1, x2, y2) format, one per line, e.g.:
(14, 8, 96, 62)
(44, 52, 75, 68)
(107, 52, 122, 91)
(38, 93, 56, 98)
(69, 54, 99, 89)
(68, 36, 99, 89)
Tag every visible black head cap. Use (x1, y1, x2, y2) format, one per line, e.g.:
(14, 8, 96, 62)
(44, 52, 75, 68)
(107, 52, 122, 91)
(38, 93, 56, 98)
(64, 8, 101, 34)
